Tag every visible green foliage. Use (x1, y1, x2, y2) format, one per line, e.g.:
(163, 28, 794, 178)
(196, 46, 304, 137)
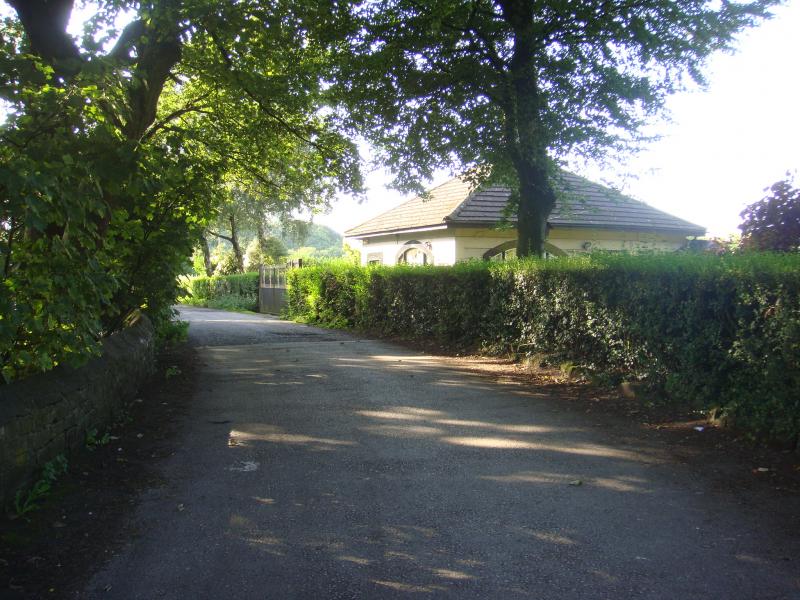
(183, 272, 260, 312)
(288, 260, 492, 344)
(155, 318, 189, 349)
(288, 254, 800, 445)
(213, 250, 241, 276)
(288, 245, 346, 261)
(740, 175, 800, 252)
(342, 243, 361, 264)
(335, 0, 776, 255)
(191, 249, 209, 277)
(85, 428, 111, 451)
(245, 236, 288, 270)
(1, 1, 361, 383)
(283, 223, 343, 250)
(14, 454, 68, 518)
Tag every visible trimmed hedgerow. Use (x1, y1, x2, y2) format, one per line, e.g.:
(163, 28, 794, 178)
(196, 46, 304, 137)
(182, 272, 260, 311)
(287, 254, 800, 446)
(287, 260, 491, 346)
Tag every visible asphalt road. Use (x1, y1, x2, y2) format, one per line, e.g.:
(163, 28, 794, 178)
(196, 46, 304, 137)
(84, 307, 800, 599)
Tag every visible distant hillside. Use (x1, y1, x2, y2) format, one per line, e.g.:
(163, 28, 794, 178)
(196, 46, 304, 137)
(285, 223, 342, 249)
(281, 222, 344, 258)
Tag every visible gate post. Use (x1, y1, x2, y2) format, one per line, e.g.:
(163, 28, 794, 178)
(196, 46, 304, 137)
(257, 264, 265, 313)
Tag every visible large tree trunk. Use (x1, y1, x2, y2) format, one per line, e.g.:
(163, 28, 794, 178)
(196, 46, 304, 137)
(500, 0, 556, 258)
(9, 0, 182, 142)
(516, 162, 555, 258)
(256, 220, 268, 252)
(229, 215, 245, 273)
(7, 0, 80, 75)
(200, 233, 214, 276)
(121, 33, 182, 141)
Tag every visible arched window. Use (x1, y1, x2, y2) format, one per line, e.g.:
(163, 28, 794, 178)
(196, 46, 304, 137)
(482, 240, 566, 261)
(396, 241, 434, 265)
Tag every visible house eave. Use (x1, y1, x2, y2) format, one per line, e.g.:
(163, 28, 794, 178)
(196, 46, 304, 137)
(345, 224, 449, 239)
(446, 220, 705, 237)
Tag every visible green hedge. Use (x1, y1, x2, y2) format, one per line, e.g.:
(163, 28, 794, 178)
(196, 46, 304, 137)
(287, 254, 800, 446)
(182, 272, 260, 311)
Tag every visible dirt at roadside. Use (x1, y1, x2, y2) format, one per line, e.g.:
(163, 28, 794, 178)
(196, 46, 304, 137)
(441, 352, 800, 530)
(0, 343, 198, 600)
(377, 332, 800, 533)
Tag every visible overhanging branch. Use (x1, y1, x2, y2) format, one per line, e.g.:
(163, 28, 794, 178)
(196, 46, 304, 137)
(7, 0, 81, 73)
(140, 92, 213, 143)
(207, 229, 233, 243)
(108, 20, 147, 63)
(206, 27, 334, 157)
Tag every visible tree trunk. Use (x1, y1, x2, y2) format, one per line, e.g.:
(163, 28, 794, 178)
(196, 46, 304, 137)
(122, 34, 182, 140)
(229, 215, 245, 273)
(515, 161, 555, 258)
(200, 233, 214, 276)
(7, 0, 81, 75)
(256, 220, 268, 251)
(499, 0, 556, 258)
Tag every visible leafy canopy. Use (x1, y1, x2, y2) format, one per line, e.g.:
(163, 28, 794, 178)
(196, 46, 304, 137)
(740, 176, 800, 252)
(0, 0, 362, 382)
(334, 0, 777, 256)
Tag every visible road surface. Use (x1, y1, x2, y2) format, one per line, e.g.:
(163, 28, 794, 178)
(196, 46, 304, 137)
(84, 307, 800, 599)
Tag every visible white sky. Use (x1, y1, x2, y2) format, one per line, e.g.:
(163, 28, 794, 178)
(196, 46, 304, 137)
(318, 0, 800, 238)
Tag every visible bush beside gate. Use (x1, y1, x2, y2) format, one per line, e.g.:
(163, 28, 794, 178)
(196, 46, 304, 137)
(181, 272, 260, 311)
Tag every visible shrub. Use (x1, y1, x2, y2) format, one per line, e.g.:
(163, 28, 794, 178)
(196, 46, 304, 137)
(245, 237, 288, 271)
(155, 317, 190, 348)
(739, 176, 800, 252)
(183, 272, 260, 311)
(288, 260, 490, 345)
(213, 249, 241, 276)
(287, 253, 800, 446)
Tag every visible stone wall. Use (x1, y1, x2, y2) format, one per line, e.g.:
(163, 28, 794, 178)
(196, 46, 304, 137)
(0, 313, 156, 508)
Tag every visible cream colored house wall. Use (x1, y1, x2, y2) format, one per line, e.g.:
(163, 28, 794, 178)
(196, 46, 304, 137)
(453, 229, 516, 261)
(452, 227, 688, 261)
(548, 228, 689, 254)
(347, 226, 688, 266)
(348, 230, 456, 266)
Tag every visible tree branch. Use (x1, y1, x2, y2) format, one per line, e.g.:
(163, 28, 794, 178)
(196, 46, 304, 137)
(207, 229, 233, 243)
(206, 27, 333, 156)
(122, 27, 183, 141)
(108, 19, 147, 63)
(7, 0, 81, 74)
(140, 92, 212, 143)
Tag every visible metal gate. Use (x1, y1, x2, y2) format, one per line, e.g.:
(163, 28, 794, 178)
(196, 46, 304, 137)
(258, 260, 302, 315)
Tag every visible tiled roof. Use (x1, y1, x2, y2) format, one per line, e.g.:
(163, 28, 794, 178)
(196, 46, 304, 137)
(345, 177, 473, 237)
(346, 172, 705, 237)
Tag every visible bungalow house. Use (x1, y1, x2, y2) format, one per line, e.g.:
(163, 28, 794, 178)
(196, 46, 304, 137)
(344, 172, 705, 265)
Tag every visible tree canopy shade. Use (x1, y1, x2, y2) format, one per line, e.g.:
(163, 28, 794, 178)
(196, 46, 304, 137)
(0, 0, 781, 381)
(333, 0, 778, 256)
(0, 0, 362, 381)
(740, 176, 800, 252)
